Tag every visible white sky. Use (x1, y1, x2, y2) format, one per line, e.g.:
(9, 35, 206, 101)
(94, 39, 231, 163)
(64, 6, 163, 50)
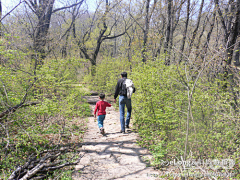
(1, 0, 97, 15)
(2, 0, 19, 14)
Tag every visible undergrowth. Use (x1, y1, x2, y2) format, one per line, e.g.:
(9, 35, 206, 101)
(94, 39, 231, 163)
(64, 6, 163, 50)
(86, 55, 239, 179)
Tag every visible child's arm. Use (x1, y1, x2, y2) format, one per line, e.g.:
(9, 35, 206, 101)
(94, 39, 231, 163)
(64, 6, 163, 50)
(94, 102, 98, 118)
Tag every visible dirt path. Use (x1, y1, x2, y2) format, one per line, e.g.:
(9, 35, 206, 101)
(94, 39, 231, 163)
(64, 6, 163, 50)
(72, 95, 160, 180)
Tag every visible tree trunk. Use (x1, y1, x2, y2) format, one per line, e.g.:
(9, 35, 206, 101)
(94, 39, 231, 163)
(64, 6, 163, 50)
(75, 0, 130, 74)
(26, 0, 85, 73)
(226, 0, 240, 65)
(164, 0, 172, 65)
(154, 17, 165, 58)
(199, 10, 216, 61)
(188, 0, 205, 55)
(179, 0, 190, 63)
(142, 0, 151, 63)
(32, 0, 55, 67)
(214, 0, 240, 65)
(234, 41, 240, 66)
(0, 0, 2, 37)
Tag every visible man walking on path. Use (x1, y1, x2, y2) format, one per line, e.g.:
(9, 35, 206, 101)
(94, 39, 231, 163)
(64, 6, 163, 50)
(114, 72, 135, 133)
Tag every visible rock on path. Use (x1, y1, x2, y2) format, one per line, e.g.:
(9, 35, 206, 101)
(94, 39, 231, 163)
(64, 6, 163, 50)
(72, 96, 160, 180)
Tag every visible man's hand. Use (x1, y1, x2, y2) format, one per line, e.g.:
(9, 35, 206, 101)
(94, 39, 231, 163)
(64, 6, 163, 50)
(94, 114, 96, 118)
(114, 99, 116, 103)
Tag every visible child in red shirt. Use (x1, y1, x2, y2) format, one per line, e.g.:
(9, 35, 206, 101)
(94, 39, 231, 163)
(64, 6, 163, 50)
(94, 93, 111, 135)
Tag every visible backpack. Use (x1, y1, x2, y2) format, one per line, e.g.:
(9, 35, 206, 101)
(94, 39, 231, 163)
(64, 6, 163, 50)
(122, 78, 135, 99)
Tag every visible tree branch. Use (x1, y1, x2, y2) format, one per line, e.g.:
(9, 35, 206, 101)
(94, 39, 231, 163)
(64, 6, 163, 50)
(214, 0, 228, 41)
(102, 31, 127, 40)
(0, 102, 39, 120)
(0, 0, 24, 22)
(52, 0, 84, 13)
(24, 0, 37, 14)
(0, 79, 37, 120)
(0, 76, 9, 105)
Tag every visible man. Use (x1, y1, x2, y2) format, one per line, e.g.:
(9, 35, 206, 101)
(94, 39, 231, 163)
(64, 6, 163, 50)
(114, 72, 135, 133)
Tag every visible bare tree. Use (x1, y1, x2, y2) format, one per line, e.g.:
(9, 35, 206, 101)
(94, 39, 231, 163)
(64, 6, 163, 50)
(233, 41, 240, 66)
(0, 0, 2, 37)
(75, 0, 132, 72)
(188, 0, 205, 56)
(60, 0, 83, 58)
(164, 0, 172, 65)
(199, 7, 216, 61)
(179, 0, 191, 63)
(214, 0, 240, 66)
(24, 0, 85, 74)
(141, 0, 157, 62)
(154, 0, 184, 61)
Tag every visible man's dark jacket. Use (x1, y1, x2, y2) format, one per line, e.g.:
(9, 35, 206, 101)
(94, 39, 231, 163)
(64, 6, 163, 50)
(114, 77, 135, 99)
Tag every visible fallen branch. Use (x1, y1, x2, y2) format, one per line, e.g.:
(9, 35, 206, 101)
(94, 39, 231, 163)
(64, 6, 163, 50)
(0, 102, 39, 120)
(8, 149, 83, 180)
(20, 163, 46, 180)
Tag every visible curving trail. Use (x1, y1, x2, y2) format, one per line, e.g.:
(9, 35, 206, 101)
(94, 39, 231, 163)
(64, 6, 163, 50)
(72, 95, 160, 180)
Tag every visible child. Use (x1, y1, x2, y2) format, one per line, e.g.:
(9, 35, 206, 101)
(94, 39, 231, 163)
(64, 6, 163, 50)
(94, 93, 111, 135)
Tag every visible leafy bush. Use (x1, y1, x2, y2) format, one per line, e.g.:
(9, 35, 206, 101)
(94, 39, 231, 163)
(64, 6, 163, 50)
(69, 46, 240, 178)
(87, 55, 239, 177)
(84, 56, 132, 94)
(0, 41, 91, 178)
(130, 58, 239, 175)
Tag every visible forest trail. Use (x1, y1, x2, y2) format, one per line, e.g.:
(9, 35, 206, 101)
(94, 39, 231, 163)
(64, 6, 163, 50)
(72, 94, 160, 180)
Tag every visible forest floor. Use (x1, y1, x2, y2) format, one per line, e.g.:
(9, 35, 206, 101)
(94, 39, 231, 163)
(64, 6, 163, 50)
(72, 94, 161, 180)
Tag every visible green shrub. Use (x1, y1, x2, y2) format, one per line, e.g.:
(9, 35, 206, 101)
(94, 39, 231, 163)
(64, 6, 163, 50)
(130, 58, 239, 172)
(84, 56, 132, 94)
(0, 46, 90, 178)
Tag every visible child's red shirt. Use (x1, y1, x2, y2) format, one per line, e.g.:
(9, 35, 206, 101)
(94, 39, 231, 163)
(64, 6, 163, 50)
(94, 101, 111, 116)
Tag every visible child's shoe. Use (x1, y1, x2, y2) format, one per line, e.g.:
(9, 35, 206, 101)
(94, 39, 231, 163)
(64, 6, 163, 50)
(100, 128, 105, 135)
